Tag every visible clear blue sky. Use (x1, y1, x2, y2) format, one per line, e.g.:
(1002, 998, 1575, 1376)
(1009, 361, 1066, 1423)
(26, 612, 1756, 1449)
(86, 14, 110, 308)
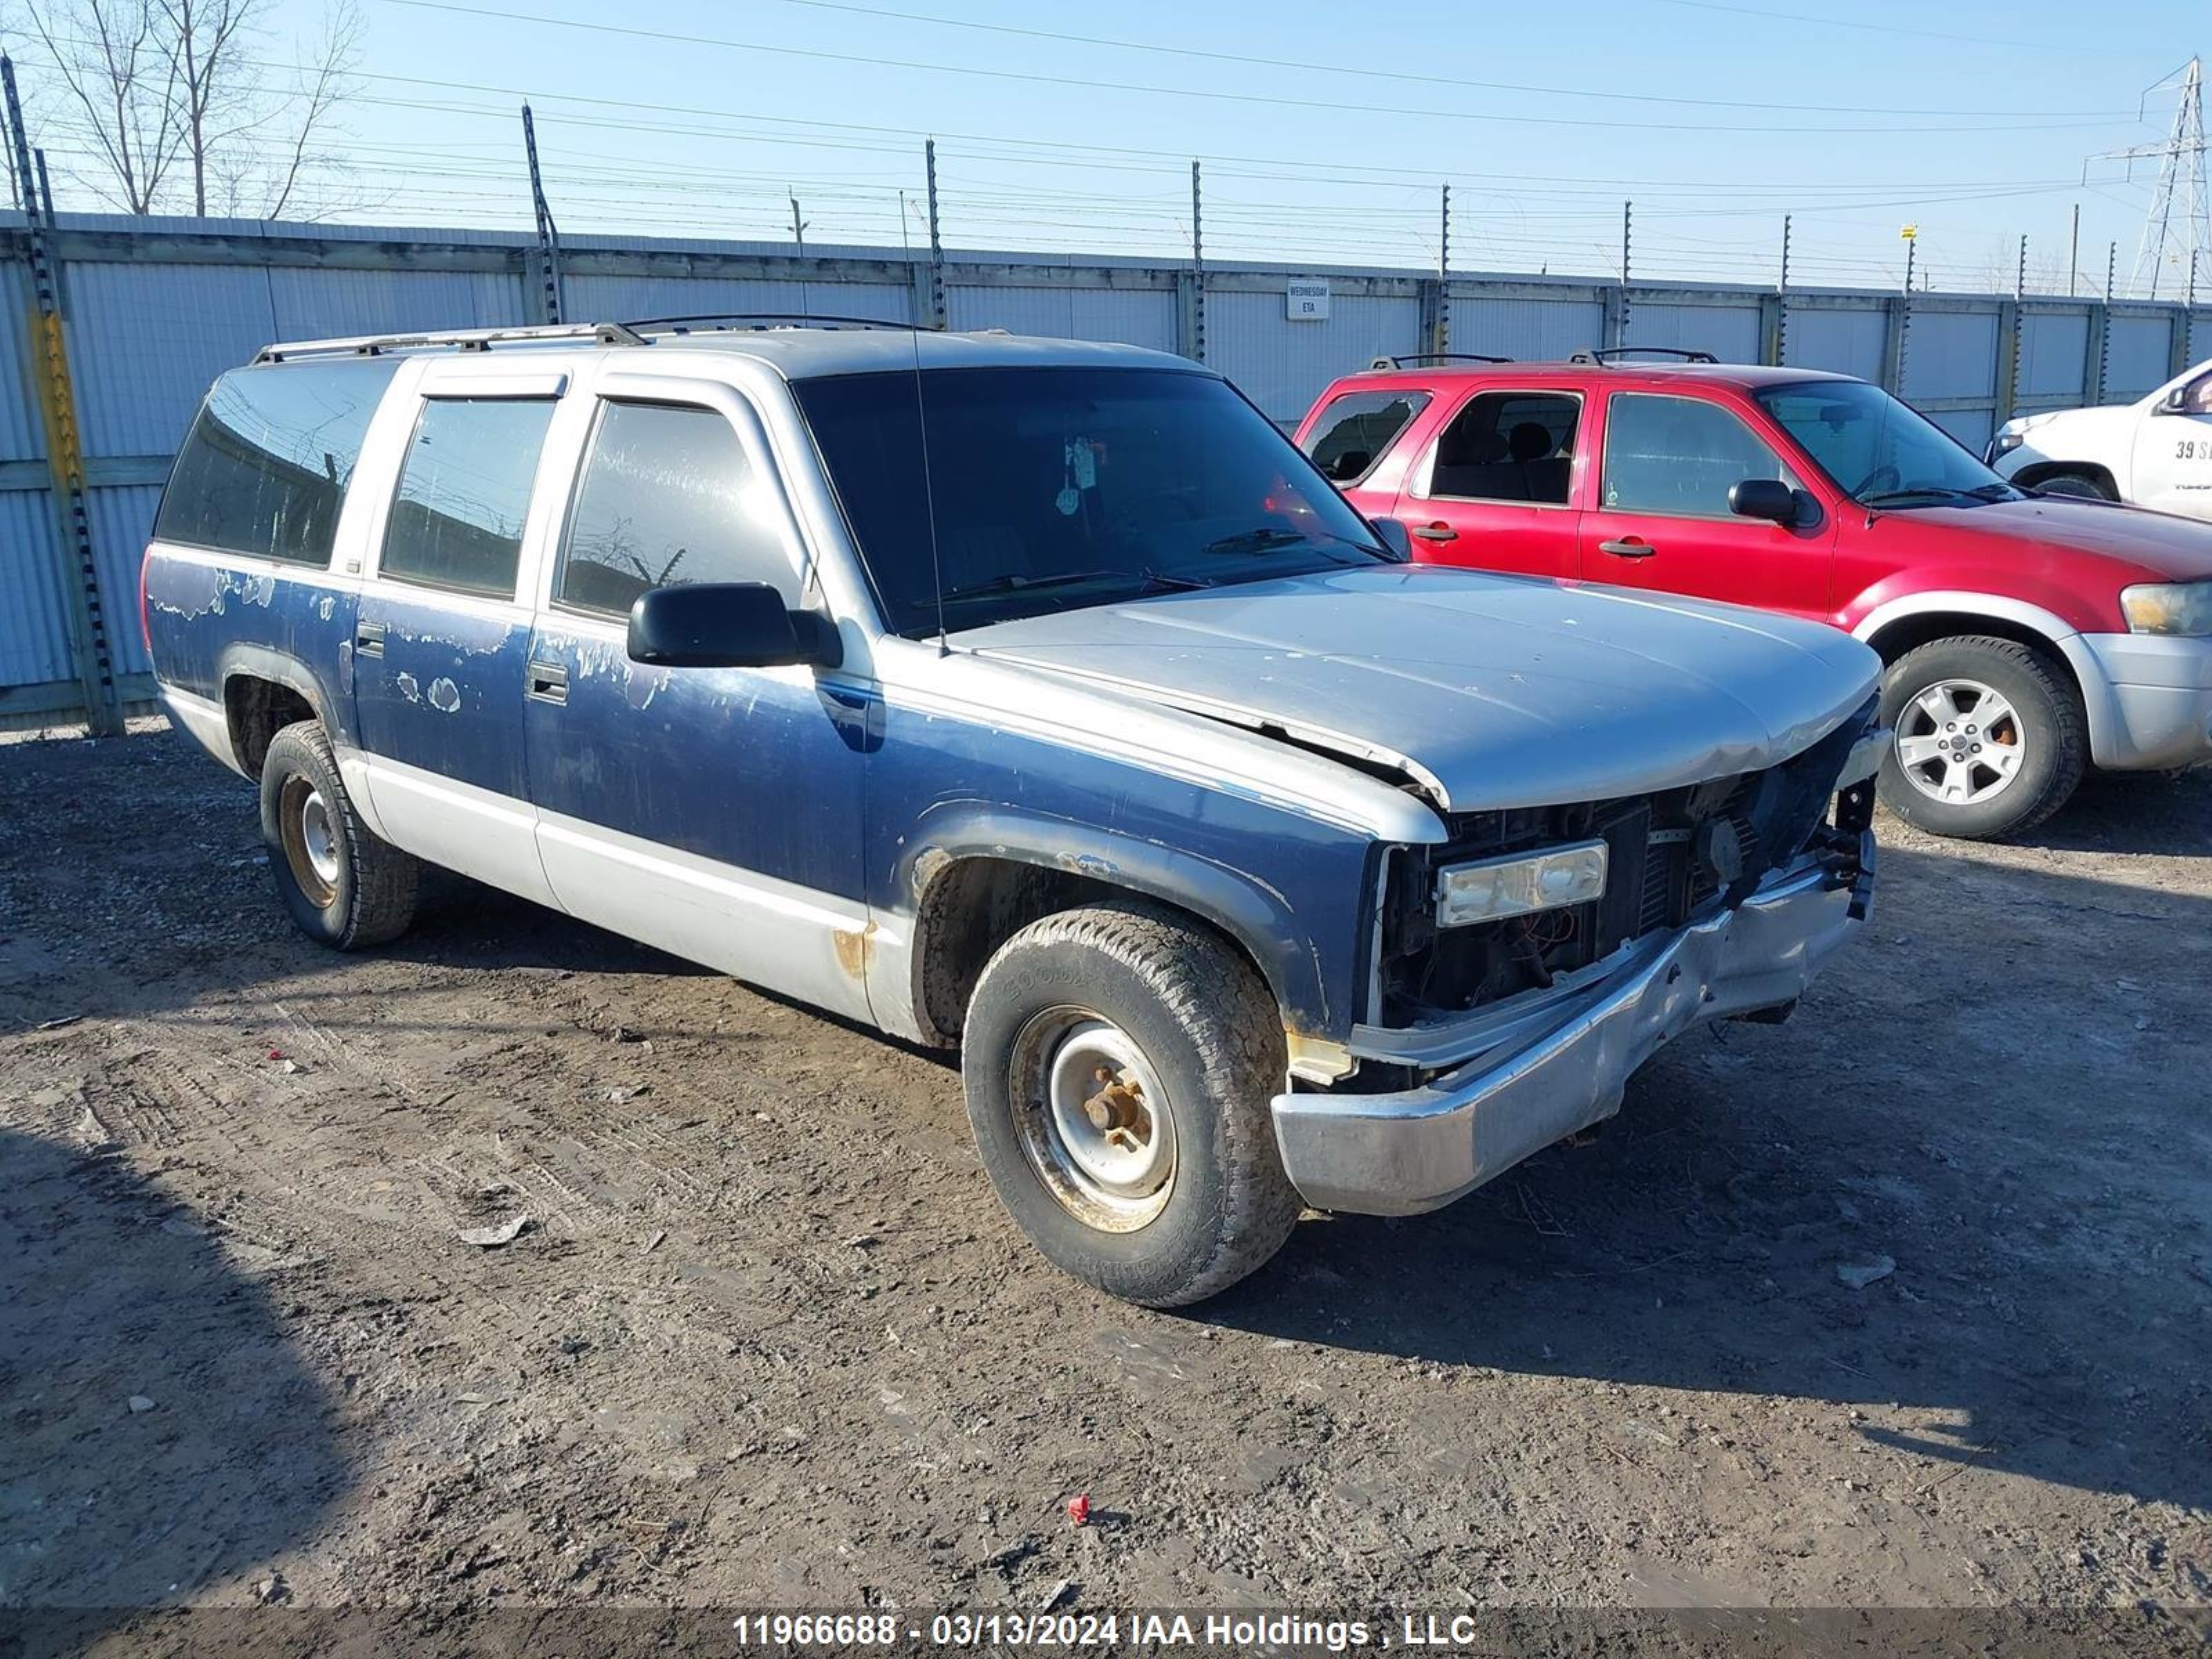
(9, 0, 2207, 294)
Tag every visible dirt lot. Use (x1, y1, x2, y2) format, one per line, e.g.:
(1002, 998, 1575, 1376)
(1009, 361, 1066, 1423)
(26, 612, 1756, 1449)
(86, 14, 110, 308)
(1, 724, 2209, 1642)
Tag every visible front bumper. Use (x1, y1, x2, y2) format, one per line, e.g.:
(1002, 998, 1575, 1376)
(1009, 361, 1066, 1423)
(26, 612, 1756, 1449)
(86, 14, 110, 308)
(1271, 832, 1874, 1216)
(2074, 632, 2212, 771)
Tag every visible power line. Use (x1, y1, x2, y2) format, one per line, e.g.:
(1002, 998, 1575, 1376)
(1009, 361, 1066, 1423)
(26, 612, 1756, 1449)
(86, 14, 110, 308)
(1649, 0, 2161, 55)
(373, 0, 2144, 135)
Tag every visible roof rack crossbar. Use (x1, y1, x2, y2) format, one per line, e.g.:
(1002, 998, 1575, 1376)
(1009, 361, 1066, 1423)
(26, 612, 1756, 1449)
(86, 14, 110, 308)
(626, 312, 926, 335)
(1567, 346, 1720, 365)
(1369, 352, 1514, 370)
(254, 321, 644, 364)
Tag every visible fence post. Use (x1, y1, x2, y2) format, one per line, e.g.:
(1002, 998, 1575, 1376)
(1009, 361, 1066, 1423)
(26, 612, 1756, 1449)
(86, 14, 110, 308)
(1615, 199, 1633, 346)
(1757, 213, 1790, 366)
(1432, 183, 1450, 356)
(1181, 159, 1206, 365)
(3, 58, 124, 737)
(2092, 241, 2116, 402)
(923, 139, 947, 330)
(1997, 234, 2025, 425)
(520, 104, 564, 325)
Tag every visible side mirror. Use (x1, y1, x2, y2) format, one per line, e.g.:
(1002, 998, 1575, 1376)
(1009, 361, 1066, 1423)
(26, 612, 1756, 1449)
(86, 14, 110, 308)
(1369, 516, 1413, 562)
(1729, 478, 1799, 526)
(2160, 384, 2192, 414)
(626, 582, 836, 669)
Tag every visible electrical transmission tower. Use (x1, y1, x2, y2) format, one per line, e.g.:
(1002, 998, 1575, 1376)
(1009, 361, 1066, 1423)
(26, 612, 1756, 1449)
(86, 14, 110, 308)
(2101, 57, 2209, 301)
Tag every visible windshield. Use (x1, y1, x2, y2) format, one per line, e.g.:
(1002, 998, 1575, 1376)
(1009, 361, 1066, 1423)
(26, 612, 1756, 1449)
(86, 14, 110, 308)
(1755, 380, 2022, 507)
(793, 366, 1391, 635)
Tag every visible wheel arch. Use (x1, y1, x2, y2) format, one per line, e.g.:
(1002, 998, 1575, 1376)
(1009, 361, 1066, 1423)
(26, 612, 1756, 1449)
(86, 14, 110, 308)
(218, 646, 336, 777)
(2009, 458, 2120, 498)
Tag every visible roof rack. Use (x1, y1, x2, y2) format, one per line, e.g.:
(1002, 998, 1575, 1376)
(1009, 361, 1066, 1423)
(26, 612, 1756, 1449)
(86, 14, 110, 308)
(629, 312, 925, 335)
(1369, 352, 1514, 370)
(254, 321, 646, 364)
(1568, 346, 1719, 365)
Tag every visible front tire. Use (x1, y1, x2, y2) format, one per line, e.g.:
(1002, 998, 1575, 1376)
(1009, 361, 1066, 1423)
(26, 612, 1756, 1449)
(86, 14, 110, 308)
(2032, 471, 2115, 501)
(960, 902, 1300, 1307)
(259, 720, 420, 948)
(1877, 637, 2087, 840)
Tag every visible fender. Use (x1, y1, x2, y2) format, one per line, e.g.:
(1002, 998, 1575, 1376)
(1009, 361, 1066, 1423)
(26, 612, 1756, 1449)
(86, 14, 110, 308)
(1848, 590, 2124, 768)
(878, 802, 1360, 1057)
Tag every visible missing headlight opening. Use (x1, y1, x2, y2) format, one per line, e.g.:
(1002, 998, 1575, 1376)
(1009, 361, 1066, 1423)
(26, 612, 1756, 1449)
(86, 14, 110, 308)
(1376, 704, 1877, 1025)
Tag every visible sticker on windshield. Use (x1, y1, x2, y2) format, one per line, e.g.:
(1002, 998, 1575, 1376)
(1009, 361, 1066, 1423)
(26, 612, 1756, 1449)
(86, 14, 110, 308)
(1068, 438, 1098, 489)
(1055, 486, 1080, 516)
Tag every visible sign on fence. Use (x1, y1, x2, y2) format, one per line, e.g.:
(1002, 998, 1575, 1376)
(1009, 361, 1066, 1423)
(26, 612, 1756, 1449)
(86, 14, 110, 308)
(1286, 279, 1331, 321)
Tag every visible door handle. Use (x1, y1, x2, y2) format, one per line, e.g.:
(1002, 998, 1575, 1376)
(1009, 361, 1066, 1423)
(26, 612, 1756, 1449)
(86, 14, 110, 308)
(1412, 523, 1459, 543)
(355, 619, 386, 658)
(1598, 536, 1656, 559)
(527, 661, 568, 706)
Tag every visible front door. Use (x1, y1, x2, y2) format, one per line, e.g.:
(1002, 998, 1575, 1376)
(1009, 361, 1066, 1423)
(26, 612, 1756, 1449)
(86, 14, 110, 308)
(2133, 368, 2212, 518)
(1394, 387, 1585, 577)
(1577, 390, 1835, 620)
(523, 377, 872, 1022)
(350, 369, 566, 904)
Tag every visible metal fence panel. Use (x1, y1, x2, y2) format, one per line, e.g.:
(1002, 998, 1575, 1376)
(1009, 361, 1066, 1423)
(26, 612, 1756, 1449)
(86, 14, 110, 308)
(1625, 301, 1761, 362)
(1208, 290, 1422, 423)
(2019, 310, 2091, 400)
(0, 491, 73, 691)
(561, 274, 915, 326)
(62, 262, 279, 460)
(1450, 295, 1604, 361)
(0, 262, 36, 462)
(265, 266, 525, 339)
(946, 284, 1177, 350)
(1903, 310, 1998, 402)
(1784, 306, 1885, 379)
(2106, 315, 2174, 400)
(87, 484, 160, 679)
(1925, 407, 1996, 453)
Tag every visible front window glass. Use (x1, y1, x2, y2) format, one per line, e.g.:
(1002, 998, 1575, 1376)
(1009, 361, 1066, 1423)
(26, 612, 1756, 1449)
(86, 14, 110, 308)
(1300, 388, 1430, 483)
(1756, 379, 2018, 506)
(1602, 393, 1794, 516)
(556, 402, 796, 617)
(794, 367, 1390, 635)
(379, 398, 556, 598)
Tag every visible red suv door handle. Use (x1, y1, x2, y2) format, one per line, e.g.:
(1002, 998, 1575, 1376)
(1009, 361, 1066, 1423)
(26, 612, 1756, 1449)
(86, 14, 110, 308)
(1412, 523, 1459, 543)
(1599, 536, 1656, 559)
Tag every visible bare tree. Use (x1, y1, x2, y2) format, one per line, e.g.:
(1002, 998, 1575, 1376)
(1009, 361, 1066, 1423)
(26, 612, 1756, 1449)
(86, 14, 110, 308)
(1, 0, 361, 218)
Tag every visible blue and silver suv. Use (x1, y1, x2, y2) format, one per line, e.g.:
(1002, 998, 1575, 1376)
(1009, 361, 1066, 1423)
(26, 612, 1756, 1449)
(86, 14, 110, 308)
(142, 319, 1883, 1304)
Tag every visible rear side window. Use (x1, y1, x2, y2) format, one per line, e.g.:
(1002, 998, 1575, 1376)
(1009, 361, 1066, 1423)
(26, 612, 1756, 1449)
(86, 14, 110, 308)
(1301, 389, 1430, 483)
(153, 359, 400, 566)
(554, 401, 797, 617)
(1423, 392, 1581, 505)
(379, 398, 557, 599)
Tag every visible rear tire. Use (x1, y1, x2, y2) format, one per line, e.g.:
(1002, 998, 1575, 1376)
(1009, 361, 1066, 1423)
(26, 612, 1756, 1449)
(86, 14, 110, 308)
(2032, 471, 2115, 501)
(1876, 636, 2087, 841)
(960, 901, 1300, 1307)
(259, 720, 419, 948)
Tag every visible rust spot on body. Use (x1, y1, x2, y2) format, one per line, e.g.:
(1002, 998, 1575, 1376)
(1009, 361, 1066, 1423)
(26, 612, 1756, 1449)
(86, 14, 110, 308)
(833, 924, 874, 980)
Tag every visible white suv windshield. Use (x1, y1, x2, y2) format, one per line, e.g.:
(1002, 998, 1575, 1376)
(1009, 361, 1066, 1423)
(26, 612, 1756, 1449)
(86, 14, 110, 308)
(1757, 381, 2022, 507)
(795, 366, 1391, 635)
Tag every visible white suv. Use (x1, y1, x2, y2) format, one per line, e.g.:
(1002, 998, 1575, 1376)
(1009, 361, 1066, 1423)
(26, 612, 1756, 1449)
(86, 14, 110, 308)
(1991, 358, 2212, 517)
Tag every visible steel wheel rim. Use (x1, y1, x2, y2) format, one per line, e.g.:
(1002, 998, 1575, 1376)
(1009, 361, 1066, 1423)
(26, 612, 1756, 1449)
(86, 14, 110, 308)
(1894, 677, 2025, 806)
(279, 774, 341, 907)
(1009, 1006, 1177, 1232)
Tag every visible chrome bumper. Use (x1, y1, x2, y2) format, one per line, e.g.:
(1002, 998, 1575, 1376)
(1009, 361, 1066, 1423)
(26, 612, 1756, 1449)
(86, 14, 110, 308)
(1271, 833, 1875, 1217)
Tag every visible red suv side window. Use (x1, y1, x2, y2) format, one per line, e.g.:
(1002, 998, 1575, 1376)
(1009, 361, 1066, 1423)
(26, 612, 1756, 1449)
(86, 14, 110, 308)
(1300, 388, 1431, 485)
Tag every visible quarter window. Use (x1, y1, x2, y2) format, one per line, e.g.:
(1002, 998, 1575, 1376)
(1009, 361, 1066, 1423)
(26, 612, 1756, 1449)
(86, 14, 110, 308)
(1300, 389, 1431, 483)
(555, 402, 796, 617)
(1423, 392, 1580, 505)
(1602, 393, 1793, 517)
(153, 358, 400, 565)
(378, 398, 557, 598)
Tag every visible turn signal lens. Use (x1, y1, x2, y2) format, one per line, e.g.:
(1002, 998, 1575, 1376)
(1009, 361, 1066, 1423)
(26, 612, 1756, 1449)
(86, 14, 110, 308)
(1434, 840, 1609, 929)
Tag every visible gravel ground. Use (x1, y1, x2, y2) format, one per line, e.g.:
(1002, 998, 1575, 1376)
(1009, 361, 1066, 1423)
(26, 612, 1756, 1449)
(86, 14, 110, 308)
(1, 724, 2207, 1648)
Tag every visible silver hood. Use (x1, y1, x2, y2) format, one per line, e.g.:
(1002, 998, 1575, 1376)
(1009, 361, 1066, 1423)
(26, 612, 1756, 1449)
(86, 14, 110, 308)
(956, 566, 1880, 812)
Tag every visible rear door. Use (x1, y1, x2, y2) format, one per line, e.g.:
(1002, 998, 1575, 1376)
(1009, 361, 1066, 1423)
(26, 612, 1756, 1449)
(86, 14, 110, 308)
(1577, 389, 1836, 619)
(1392, 386, 1586, 578)
(522, 368, 873, 1022)
(349, 361, 566, 904)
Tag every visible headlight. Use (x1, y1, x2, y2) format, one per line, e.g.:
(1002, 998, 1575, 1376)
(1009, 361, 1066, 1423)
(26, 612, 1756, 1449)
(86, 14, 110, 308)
(2119, 581, 2212, 636)
(1988, 430, 2025, 460)
(1434, 838, 1609, 928)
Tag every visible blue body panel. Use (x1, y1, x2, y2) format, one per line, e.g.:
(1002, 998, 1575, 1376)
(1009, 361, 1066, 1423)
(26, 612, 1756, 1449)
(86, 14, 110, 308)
(142, 554, 360, 744)
(523, 622, 868, 902)
(861, 694, 1377, 1038)
(352, 586, 533, 801)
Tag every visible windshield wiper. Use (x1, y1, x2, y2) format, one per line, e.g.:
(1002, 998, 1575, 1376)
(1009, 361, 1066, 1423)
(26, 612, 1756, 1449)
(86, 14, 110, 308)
(1859, 487, 1979, 509)
(939, 568, 1208, 603)
(1199, 526, 1382, 564)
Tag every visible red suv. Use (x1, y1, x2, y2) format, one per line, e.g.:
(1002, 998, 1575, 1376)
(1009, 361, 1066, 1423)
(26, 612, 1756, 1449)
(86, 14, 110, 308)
(1296, 350, 2212, 839)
